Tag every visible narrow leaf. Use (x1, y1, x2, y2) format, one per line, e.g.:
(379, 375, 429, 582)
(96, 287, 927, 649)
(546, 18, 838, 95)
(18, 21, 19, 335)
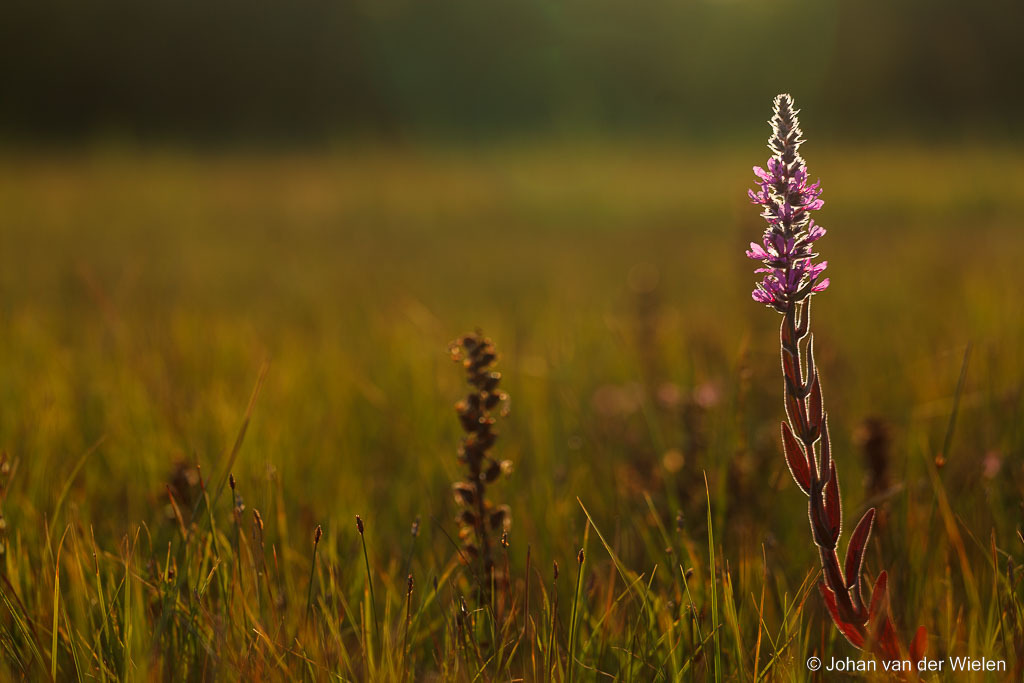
(785, 390, 806, 438)
(818, 416, 832, 480)
(780, 315, 795, 349)
(807, 372, 823, 436)
(781, 422, 811, 495)
(844, 508, 876, 595)
(782, 347, 799, 388)
(824, 462, 842, 543)
(909, 625, 928, 663)
(876, 615, 903, 661)
(797, 299, 811, 337)
(819, 582, 865, 648)
(804, 334, 816, 387)
(867, 570, 889, 623)
(52, 527, 71, 681)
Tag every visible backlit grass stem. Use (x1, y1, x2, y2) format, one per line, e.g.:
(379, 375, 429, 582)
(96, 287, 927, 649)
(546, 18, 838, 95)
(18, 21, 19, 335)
(356, 515, 380, 650)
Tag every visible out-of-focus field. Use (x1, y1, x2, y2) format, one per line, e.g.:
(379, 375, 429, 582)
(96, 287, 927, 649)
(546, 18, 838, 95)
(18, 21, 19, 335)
(0, 144, 1021, 680)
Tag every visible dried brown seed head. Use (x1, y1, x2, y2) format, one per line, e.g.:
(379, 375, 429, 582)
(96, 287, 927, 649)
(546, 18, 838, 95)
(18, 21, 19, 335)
(483, 460, 502, 483)
(449, 330, 513, 605)
(355, 515, 364, 535)
(314, 524, 322, 545)
(452, 482, 476, 506)
(488, 505, 511, 531)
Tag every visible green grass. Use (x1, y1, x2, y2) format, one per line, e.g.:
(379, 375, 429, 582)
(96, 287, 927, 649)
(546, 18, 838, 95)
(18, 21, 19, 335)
(0, 142, 1022, 680)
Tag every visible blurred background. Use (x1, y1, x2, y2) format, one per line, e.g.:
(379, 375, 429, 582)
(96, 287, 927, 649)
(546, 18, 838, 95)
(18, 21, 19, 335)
(1, 0, 1022, 144)
(0, 0, 1021, 642)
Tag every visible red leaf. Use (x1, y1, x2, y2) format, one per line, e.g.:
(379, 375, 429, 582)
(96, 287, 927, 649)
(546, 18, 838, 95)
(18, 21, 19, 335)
(867, 570, 889, 624)
(781, 346, 799, 389)
(819, 582, 866, 648)
(909, 625, 928, 663)
(805, 333, 816, 379)
(844, 508, 876, 598)
(876, 616, 903, 662)
(781, 421, 811, 495)
(785, 390, 806, 438)
(797, 298, 811, 337)
(864, 572, 905, 661)
(824, 461, 842, 543)
(818, 416, 831, 480)
(808, 372, 822, 436)
(806, 338, 822, 437)
(780, 315, 795, 349)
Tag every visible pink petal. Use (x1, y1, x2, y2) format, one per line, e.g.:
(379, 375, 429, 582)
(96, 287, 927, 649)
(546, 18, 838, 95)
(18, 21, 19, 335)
(746, 242, 770, 259)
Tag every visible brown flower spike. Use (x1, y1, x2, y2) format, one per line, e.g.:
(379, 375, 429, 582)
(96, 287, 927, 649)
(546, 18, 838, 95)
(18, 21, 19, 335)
(449, 332, 512, 595)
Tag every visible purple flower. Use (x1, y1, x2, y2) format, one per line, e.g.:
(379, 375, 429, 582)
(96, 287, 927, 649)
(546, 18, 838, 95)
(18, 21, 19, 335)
(747, 94, 829, 312)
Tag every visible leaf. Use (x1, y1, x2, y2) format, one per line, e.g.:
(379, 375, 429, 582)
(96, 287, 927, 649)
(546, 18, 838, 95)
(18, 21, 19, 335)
(785, 390, 806, 438)
(780, 315, 795, 349)
(817, 416, 831, 480)
(867, 570, 889, 623)
(863, 571, 905, 662)
(804, 334, 816, 384)
(844, 508, 876, 597)
(875, 615, 903, 662)
(52, 527, 70, 681)
(807, 366, 823, 437)
(781, 422, 811, 495)
(824, 462, 842, 543)
(909, 625, 928, 663)
(819, 582, 865, 648)
(797, 299, 812, 337)
(782, 346, 799, 387)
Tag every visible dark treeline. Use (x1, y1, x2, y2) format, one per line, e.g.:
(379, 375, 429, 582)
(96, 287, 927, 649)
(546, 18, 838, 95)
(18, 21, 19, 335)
(0, 0, 1020, 143)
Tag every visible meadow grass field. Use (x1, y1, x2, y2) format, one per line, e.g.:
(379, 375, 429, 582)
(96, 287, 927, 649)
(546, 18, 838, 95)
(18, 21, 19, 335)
(0, 143, 1021, 680)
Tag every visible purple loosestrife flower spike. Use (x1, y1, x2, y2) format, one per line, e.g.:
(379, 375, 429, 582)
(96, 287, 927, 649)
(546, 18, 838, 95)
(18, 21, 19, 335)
(747, 94, 829, 312)
(747, 95, 928, 670)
